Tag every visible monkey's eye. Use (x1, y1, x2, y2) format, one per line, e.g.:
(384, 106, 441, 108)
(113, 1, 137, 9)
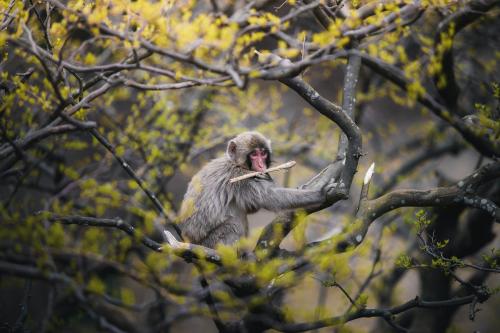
(250, 150, 267, 158)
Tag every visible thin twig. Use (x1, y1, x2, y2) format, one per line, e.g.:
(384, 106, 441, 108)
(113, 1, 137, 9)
(229, 161, 296, 183)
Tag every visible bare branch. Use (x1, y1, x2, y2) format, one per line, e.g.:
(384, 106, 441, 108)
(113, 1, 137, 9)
(44, 213, 223, 265)
(262, 294, 480, 332)
(367, 161, 500, 222)
(309, 161, 500, 252)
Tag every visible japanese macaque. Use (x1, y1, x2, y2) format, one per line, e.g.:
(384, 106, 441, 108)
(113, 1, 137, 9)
(178, 131, 332, 248)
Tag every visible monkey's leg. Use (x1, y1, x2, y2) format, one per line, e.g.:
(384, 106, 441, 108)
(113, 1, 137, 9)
(200, 220, 245, 248)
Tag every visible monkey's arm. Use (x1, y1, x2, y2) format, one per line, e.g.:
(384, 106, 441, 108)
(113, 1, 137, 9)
(257, 185, 326, 211)
(242, 180, 325, 211)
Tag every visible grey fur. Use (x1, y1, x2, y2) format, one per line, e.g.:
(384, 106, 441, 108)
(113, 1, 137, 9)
(178, 132, 328, 248)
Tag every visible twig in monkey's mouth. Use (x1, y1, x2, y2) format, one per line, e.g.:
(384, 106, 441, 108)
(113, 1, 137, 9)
(229, 161, 296, 183)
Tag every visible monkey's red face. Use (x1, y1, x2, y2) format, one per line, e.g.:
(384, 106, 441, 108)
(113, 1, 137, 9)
(249, 148, 268, 172)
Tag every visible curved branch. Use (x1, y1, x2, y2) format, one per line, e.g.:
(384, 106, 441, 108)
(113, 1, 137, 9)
(256, 55, 363, 253)
(279, 76, 362, 188)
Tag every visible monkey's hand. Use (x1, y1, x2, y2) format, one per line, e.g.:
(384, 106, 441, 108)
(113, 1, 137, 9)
(321, 178, 345, 202)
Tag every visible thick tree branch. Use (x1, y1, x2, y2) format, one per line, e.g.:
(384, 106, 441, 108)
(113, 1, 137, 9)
(309, 161, 500, 252)
(255, 67, 362, 253)
(368, 161, 500, 220)
(337, 42, 361, 160)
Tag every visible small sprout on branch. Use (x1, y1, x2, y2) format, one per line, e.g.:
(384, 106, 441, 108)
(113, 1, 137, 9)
(480, 248, 499, 269)
(355, 293, 369, 309)
(414, 209, 432, 233)
(436, 239, 449, 249)
(395, 253, 413, 269)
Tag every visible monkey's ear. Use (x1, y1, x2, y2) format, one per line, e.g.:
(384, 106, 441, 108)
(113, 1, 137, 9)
(226, 140, 237, 160)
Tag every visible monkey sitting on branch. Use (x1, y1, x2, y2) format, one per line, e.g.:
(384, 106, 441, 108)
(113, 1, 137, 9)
(177, 131, 336, 249)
